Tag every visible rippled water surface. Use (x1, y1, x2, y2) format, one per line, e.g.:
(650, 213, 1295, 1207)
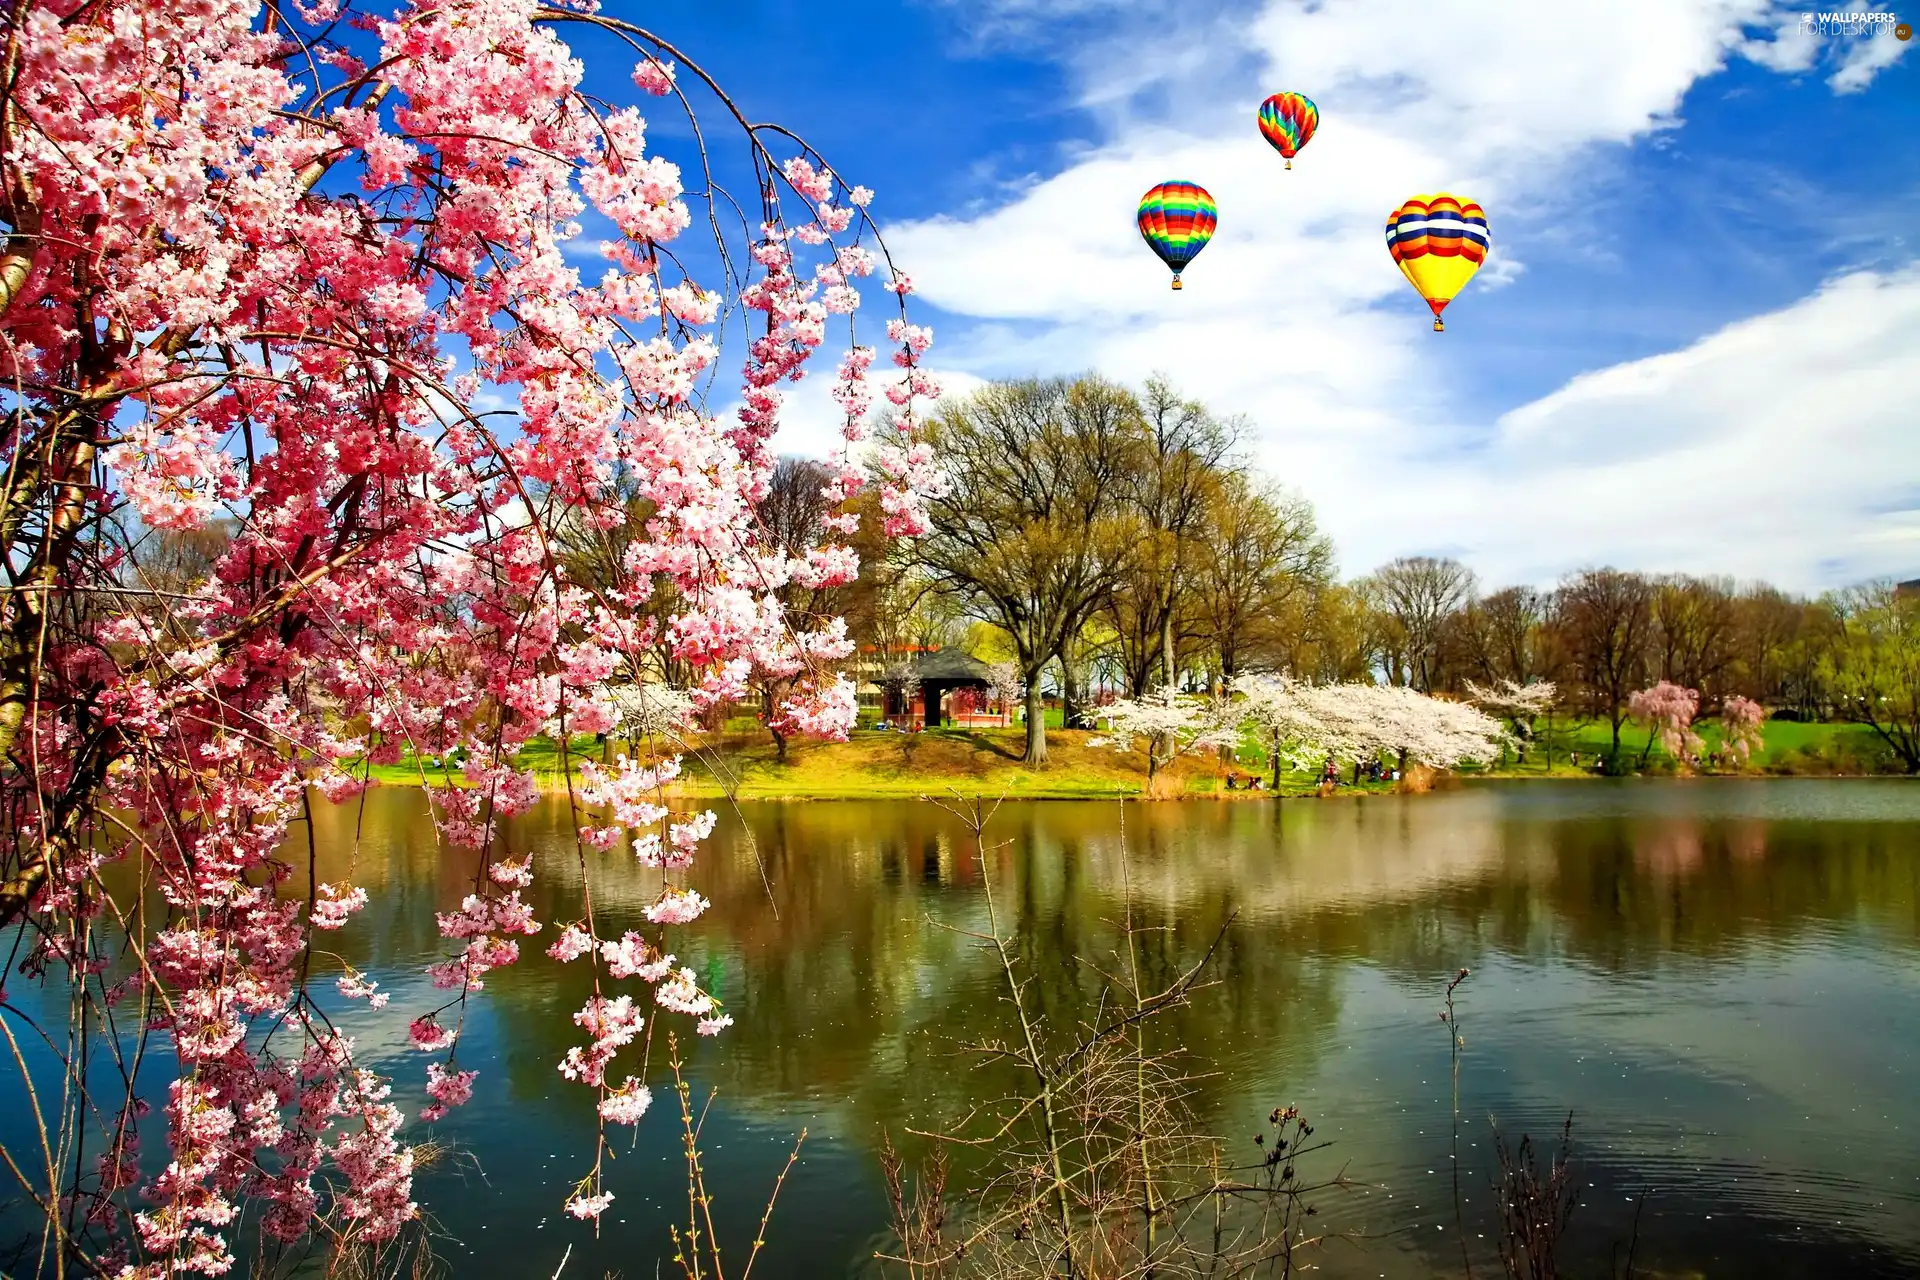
(24, 780, 1920, 1277)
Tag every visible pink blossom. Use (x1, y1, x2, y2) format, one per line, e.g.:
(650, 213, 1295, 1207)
(598, 1078, 653, 1125)
(7, 0, 935, 1249)
(644, 888, 712, 926)
(336, 971, 389, 1009)
(420, 1063, 477, 1121)
(631, 57, 677, 96)
(310, 883, 368, 931)
(566, 1192, 615, 1220)
(1720, 696, 1766, 765)
(547, 925, 596, 963)
(1629, 681, 1705, 763)
(408, 1018, 457, 1054)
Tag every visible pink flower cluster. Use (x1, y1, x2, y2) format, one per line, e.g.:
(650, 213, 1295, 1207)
(1720, 695, 1766, 764)
(3, 0, 934, 1265)
(1629, 681, 1705, 761)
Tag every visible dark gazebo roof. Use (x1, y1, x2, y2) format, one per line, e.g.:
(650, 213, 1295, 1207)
(898, 649, 993, 684)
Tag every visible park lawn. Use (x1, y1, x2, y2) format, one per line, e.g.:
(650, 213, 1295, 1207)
(672, 726, 1299, 799)
(353, 717, 1897, 798)
(360, 726, 1321, 799)
(1471, 716, 1887, 775)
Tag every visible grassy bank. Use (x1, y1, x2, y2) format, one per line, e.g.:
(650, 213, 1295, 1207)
(1469, 715, 1896, 777)
(365, 727, 1307, 799)
(358, 716, 1902, 801)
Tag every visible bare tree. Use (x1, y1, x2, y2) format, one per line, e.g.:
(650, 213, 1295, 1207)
(1554, 568, 1655, 757)
(1195, 475, 1333, 685)
(1099, 377, 1239, 695)
(1650, 575, 1737, 704)
(1359, 556, 1478, 691)
(1453, 585, 1552, 688)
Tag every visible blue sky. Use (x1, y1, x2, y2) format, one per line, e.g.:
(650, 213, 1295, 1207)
(577, 0, 1917, 592)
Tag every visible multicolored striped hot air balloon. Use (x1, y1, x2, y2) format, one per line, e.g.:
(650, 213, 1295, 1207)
(1257, 93, 1318, 170)
(1136, 181, 1217, 291)
(1385, 194, 1490, 331)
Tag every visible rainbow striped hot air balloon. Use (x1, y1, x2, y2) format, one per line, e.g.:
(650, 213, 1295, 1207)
(1385, 195, 1490, 331)
(1257, 93, 1318, 170)
(1137, 181, 1217, 291)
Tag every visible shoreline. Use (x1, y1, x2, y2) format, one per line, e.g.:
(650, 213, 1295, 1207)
(357, 762, 1903, 804)
(350, 721, 1900, 802)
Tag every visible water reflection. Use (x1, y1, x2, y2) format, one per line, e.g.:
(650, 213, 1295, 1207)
(6, 782, 1917, 1277)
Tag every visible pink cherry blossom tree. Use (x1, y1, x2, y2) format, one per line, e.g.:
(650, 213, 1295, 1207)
(1719, 695, 1766, 768)
(1628, 682, 1704, 768)
(0, 0, 936, 1271)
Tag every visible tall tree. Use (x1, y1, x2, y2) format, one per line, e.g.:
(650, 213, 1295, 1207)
(751, 457, 841, 759)
(1555, 568, 1655, 755)
(1651, 575, 1737, 703)
(1454, 585, 1551, 687)
(1359, 556, 1478, 691)
(1822, 582, 1920, 772)
(0, 0, 938, 1258)
(1137, 378, 1239, 688)
(910, 378, 1145, 763)
(1195, 476, 1333, 684)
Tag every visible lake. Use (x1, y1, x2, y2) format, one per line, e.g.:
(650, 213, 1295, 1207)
(12, 780, 1920, 1277)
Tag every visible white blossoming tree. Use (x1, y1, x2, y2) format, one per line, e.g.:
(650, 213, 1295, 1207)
(1230, 676, 1508, 787)
(1090, 689, 1240, 787)
(1464, 678, 1558, 764)
(598, 682, 698, 752)
(1231, 674, 1336, 790)
(1304, 683, 1508, 773)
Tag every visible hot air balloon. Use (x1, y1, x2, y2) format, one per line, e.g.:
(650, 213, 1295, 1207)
(1385, 194, 1490, 331)
(1257, 93, 1318, 169)
(1137, 181, 1217, 291)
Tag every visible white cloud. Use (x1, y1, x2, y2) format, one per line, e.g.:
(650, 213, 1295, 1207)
(764, 359, 988, 461)
(878, 0, 1913, 590)
(1365, 265, 1920, 591)
(1828, 20, 1912, 92)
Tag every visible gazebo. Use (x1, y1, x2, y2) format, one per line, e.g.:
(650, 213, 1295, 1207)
(883, 649, 997, 728)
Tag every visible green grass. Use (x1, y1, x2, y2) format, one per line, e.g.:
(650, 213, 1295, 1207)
(352, 716, 1898, 799)
(359, 726, 1329, 799)
(1465, 716, 1889, 776)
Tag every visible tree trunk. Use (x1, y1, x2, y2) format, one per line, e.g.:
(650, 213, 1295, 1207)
(1161, 609, 1176, 692)
(1024, 680, 1049, 765)
(1060, 652, 1082, 730)
(763, 686, 788, 761)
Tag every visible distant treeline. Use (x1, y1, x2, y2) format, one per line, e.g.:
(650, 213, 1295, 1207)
(131, 376, 1920, 772)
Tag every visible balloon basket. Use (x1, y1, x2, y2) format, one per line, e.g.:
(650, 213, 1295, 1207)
(1285, 159, 1292, 170)
(1432, 318, 1444, 332)
(1171, 277, 1183, 291)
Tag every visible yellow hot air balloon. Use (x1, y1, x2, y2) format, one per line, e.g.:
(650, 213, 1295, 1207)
(1385, 195, 1490, 331)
